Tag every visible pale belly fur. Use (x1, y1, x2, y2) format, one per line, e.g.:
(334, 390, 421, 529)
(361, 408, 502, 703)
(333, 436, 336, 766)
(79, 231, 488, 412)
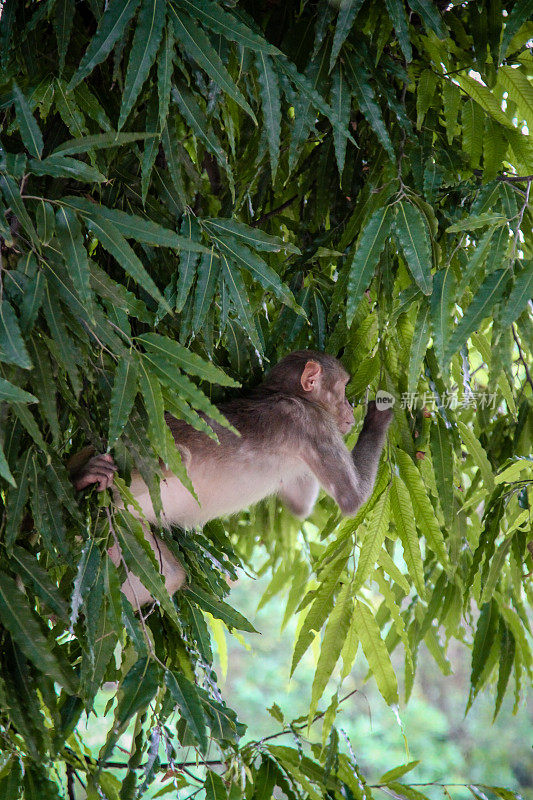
(127, 450, 308, 529)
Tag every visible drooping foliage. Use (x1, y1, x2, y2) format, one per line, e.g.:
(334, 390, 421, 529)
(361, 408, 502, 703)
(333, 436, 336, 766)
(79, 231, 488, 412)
(0, 0, 531, 797)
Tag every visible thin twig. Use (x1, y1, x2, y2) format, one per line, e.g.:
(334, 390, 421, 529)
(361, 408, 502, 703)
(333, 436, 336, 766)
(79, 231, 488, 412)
(511, 324, 533, 394)
(252, 195, 298, 226)
(66, 765, 75, 800)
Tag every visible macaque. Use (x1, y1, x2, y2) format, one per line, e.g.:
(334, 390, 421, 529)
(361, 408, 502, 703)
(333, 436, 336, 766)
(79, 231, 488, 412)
(71, 351, 393, 606)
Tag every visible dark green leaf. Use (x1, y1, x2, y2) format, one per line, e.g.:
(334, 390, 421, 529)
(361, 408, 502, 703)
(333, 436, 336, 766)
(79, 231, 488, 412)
(13, 81, 43, 158)
(0, 299, 32, 369)
(0, 570, 78, 692)
(69, 0, 141, 89)
(108, 354, 139, 447)
(165, 669, 208, 754)
(56, 207, 95, 319)
(119, 0, 166, 129)
(395, 201, 433, 294)
(445, 269, 510, 364)
(347, 205, 394, 324)
(171, 10, 256, 121)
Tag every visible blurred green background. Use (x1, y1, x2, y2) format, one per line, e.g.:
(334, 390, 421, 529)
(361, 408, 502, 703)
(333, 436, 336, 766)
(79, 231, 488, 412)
(81, 569, 532, 800)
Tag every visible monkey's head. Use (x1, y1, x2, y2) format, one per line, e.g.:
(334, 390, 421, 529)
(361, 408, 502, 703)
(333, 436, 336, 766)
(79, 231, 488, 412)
(264, 350, 355, 434)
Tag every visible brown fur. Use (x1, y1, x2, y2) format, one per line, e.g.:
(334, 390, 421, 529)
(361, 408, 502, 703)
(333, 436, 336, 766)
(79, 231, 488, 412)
(71, 350, 393, 607)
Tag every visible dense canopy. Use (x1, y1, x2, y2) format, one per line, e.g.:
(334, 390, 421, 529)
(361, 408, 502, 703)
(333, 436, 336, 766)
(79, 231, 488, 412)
(0, 1, 531, 798)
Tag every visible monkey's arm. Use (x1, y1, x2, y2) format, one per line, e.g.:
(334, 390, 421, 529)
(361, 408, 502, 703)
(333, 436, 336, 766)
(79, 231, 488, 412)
(278, 473, 320, 518)
(302, 403, 392, 516)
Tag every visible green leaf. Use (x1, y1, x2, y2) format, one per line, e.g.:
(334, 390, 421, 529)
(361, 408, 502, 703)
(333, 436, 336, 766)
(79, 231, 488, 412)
(66, 196, 208, 252)
(500, 262, 533, 328)
(429, 417, 454, 528)
(390, 476, 426, 600)
(158, 23, 175, 133)
(353, 599, 398, 705)
(380, 761, 420, 783)
(291, 544, 351, 675)
(457, 421, 494, 493)
(384, 0, 412, 62)
(204, 771, 227, 800)
(494, 622, 515, 720)
(139, 333, 238, 386)
(115, 513, 182, 625)
(499, 0, 532, 58)
(309, 579, 353, 720)
(329, 0, 365, 71)
(28, 340, 59, 443)
(396, 450, 449, 569)
(71, 538, 101, 628)
(171, 85, 232, 184)
(347, 205, 394, 324)
(214, 234, 299, 312)
(118, 0, 166, 129)
(455, 74, 514, 130)
(101, 658, 159, 760)
(192, 248, 221, 331)
(184, 586, 257, 632)
(42, 287, 81, 396)
(0, 377, 37, 403)
(354, 491, 390, 590)
(0, 299, 32, 370)
(416, 69, 438, 129)
(471, 601, 498, 691)
(138, 360, 168, 458)
(5, 451, 32, 546)
(52, 131, 155, 156)
(69, 0, 141, 89)
(446, 212, 507, 233)
(28, 154, 106, 183)
(407, 0, 446, 38)
(56, 207, 95, 320)
(165, 670, 208, 754)
(171, 10, 256, 121)
(12, 81, 43, 158)
(0, 175, 39, 243)
(0, 570, 77, 692)
(331, 63, 351, 177)
(203, 217, 299, 255)
(221, 257, 263, 353)
(162, 118, 186, 202)
(82, 211, 169, 310)
(36, 201, 55, 246)
(407, 300, 431, 394)
(11, 546, 69, 623)
(395, 202, 433, 295)
(108, 354, 139, 447)
(442, 80, 461, 144)
(445, 269, 510, 364)
(0, 443, 15, 487)
(256, 52, 281, 181)
(176, 0, 277, 53)
(54, 0, 75, 72)
(344, 50, 395, 159)
(430, 267, 455, 373)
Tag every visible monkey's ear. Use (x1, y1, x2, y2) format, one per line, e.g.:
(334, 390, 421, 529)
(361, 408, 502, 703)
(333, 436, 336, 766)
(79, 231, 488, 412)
(301, 360, 322, 392)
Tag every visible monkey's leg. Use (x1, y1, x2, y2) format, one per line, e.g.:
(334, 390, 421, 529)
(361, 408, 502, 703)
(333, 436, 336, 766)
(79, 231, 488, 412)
(278, 472, 320, 518)
(109, 526, 187, 608)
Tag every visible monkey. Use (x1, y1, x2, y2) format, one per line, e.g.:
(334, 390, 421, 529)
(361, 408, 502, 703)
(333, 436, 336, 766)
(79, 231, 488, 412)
(70, 350, 393, 606)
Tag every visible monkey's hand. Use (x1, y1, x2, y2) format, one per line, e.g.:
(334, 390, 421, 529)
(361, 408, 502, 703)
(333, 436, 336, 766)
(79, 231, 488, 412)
(71, 453, 117, 492)
(362, 400, 394, 434)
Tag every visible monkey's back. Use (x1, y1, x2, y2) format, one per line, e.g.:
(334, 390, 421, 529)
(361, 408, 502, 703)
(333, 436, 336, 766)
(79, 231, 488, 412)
(128, 394, 322, 528)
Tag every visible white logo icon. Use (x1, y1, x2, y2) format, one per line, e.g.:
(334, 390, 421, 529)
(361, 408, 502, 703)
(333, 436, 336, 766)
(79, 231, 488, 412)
(376, 390, 396, 410)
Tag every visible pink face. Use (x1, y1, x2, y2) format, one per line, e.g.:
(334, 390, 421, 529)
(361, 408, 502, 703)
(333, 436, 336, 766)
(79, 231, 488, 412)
(332, 376, 355, 434)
